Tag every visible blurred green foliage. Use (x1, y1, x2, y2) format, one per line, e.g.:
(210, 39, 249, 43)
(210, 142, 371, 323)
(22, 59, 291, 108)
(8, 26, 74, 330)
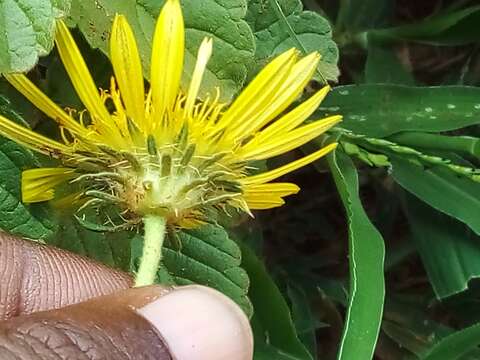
(1, 0, 480, 359)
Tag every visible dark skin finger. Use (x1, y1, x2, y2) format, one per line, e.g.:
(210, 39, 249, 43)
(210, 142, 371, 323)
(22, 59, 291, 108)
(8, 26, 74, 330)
(0, 233, 131, 320)
(0, 233, 254, 360)
(0, 286, 173, 359)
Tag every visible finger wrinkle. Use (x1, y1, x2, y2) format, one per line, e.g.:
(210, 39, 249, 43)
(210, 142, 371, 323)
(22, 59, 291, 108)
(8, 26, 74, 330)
(0, 289, 172, 359)
(0, 234, 24, 320)
(0, 233, 132, 319)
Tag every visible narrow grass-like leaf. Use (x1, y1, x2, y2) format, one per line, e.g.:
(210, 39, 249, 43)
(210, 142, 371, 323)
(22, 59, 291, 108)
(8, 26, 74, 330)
(318, 85, 480, 137)
(328, 150, 385, 360)
(240, 242, 313, 360)
(391, 155, 480, 236)
(336, 0, 393, 32)
(422, 323, 480, 360)
(405, 194, 480, 299)
(371, 5, 480, 46)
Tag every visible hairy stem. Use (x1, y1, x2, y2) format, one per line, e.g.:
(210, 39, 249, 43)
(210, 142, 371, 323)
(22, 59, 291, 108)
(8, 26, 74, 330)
(134, 215, 167, 287)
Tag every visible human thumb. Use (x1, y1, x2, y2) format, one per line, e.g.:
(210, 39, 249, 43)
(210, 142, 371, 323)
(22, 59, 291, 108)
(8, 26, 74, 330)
(0, 285, 253, 360)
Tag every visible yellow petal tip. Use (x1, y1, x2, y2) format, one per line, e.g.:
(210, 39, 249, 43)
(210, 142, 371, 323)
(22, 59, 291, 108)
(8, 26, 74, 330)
(113, 14, 127, 26)
(167, 0, 182, 10)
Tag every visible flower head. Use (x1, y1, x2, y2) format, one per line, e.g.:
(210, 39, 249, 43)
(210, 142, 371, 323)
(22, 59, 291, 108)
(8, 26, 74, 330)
(0, 0, 341, 229)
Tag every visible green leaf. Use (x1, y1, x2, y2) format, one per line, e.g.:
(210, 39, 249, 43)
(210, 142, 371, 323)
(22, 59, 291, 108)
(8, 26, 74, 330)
(365, 36, 414, 85)
(39, 193, 250, 311)
(50, 216, 131, 270)
(405, 195, 480, 299)
(0, 140, 56, 240)
(382, 320, 431, 357)
(319, 85, 480, 137)
(69, 0, 255, 101)
(384, 299, 480, 359)
(254, 344, 307, 360)
(286, 283, 318, 358)
(371, 5, 480, 46)
(0, 0, 70, 73)
(132, 224, 252, 316)
(245, 0, 339, 82)
(390, 155, 480, 236)
(0, 95, 56, 240)
(389, 132, 480, 158)
(240, 242, 313, 360)
(328, 150, 385, 360)
(422, 323, 480, 360)
(336, 0, 393, 32)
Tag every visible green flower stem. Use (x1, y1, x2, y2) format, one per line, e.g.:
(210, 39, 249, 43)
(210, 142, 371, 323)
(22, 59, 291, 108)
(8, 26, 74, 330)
(134, 215, 167, 287)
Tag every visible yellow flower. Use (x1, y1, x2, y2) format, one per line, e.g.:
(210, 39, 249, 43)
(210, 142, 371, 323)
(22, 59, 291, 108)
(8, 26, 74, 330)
(0, 0, 341, 229)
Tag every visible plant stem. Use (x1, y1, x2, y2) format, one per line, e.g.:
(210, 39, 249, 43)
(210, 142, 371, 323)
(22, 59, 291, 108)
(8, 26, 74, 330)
(134, 215, 167, 287)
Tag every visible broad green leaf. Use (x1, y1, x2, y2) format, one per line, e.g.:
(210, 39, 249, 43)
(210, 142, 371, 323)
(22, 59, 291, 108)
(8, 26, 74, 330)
(69, 0, 255, 101)
(390, 155, 480, 236)
(240, 242, 313, 360)
(0, 95, 56, 240)
(405, 195, 480, 299)
(422, 323, 480, 360)
(131, 224, 252, 316)
(245, 0, 339, 82)
(328, 151, 385, 360)
(371, 5, 480, 46)
(50, 217, 132, 270)
(51, 0, 70, 13)
(0, 0, 70, 73)
(319, 85, 480, 137)
(51, 219, 251, 316)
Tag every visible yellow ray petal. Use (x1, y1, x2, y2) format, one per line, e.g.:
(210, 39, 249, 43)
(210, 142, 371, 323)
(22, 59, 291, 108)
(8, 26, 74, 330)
(150, 0, 184, 124)
(243, 183, 298, 210)
(219, 49, 297, 137)
(241, 115, 342, 160)
(242, 52, 321, 134)
(185, 37, 213, 118)
(0, 115, 70, 156)
(257, 85, 332, 141)
(179, 217, 206, 229)
(22, 167, 75, 203)
(55, 20, 113, 134)
(4, 74, 87, 135)
(243, 182, 300, 197)
(110, 14, 145, 129)
(245, 197, 285, 210)
(51, 191, 85, 209)
(241, 143, 338, 185)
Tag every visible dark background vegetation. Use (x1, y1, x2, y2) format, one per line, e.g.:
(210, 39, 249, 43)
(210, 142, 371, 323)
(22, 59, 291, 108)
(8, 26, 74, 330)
(253, 0, 480, 358)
